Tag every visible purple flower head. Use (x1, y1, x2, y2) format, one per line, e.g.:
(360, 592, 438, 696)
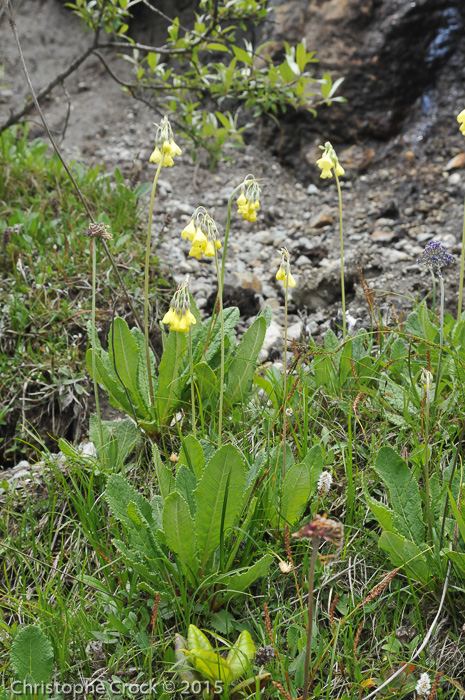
(417, 241, 455, 277)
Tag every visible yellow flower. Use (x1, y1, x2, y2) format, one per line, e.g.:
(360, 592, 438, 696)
(276, 247, 296, 288)
(236, 178, 261, 222)
(316, 153, 334, 179)
(458, 110, 465, 135)
(150, 117, 181, 166)
(149, 146, 174, 167)
(316, 142, 345, 179)
(162, 307, 196, 333)
(181, 220, 196, 241)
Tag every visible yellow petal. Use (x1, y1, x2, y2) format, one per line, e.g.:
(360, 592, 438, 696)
(335, 163, 345, 177)
(162, 153, 174, 167)
(203, 241, 215, 257)
(215, 239, 222, 249)
(457, 109, 465, 123)
(276, 267, 285, 281)
(192, 229, 207, 246)
(149, 146, 162, 163)
(181, 220, 196, 241)
(237, 192, 247, 207)
(162, 307, 176, 325)
(189, 246, 202, 259)
(286, 272, 296, 288)
(168, 139, 182, 156)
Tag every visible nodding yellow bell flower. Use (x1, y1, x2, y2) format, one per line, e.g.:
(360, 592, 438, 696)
(457, 109, 465, 135)
(276, 247, 296, 288)
(316, 142, 345, 179)
(181, 207, 221, 260)
(162, 278, 196, 333)
(237, 178, 261, 222)
(150, 117, 181, 166)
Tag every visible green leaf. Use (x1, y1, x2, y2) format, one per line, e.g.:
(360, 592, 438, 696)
(106, 474, 152, 527)
(193, 361, 217, 405)
(153, 444, 175, 502)
(232, 45, 253, 65)
(220, 553, 273, 604)
(444, 551, 465, 577)
(362, 474, 395, 532)
(10, 625, 54, 683)
(448, 490, 465, 544)
(225, 317, 266, 405)
(156, 330, 188, 426)
(194, 445, 246, 568)
(175, 464, 197, 517)
(388, 338, 407, 377)
(188, 625, 213, 652)
(373, 447, 424, 544)
(378, 531, 429, 583)
(206, 43, 230, 52)
(227, 631, 255, 681)
(109, 318, 144, 406)
(86, 348, 134, 416)
(187, 649, 234, 684)
(271, 462, 311, 528)
(178, 434, 205, 480)
(163, 492, 199, 580)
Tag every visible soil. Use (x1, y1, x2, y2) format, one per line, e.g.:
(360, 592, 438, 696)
(1, 0, 465, 465)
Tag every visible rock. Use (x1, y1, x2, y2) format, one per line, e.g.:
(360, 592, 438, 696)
(231, 271, 263, 293)
(287, 321, 303, 341)
(309, 207, 334, 229)
(371, 230, 396, 242)
(259, 320, 283, 362)
(444, 152, 465, 170)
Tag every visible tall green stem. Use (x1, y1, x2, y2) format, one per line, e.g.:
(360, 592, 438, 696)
(335, 173, 346, 341)
(144, 159, 164, 406)
(458, 191, 465, 319)
(91, 239, 104, 462)
(282, 281, 289, 479)
(423, 374, 433, 545)
(302, 537, 319, 700)
(188, 327, 196, 437)
(434, 275, 445, 403)
(215, 252, 225, 448)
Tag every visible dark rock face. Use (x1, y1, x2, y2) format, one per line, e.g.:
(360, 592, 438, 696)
(258, 0, 465, 173)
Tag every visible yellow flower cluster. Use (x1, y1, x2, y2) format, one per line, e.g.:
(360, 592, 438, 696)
(276, 266, 296, 288)
(181, 218, 222, 259)
(237, 192, 260, 222)
(150, 139, 182, 167)
(316, 142, 345, 179)
(276, 247, 296, 288)
(162, 307, 196, 332)
(458, 109, 465, 136)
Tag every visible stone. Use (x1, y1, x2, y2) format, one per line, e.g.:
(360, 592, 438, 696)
(259, 320, 283, 362)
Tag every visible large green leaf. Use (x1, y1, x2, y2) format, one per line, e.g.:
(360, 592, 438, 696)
(188, 625, 213, 652)
(86, 348, 133, 416)
(373, 447, 425, 545)
(156, 330, 188, 426)
(176, 464, 197, 517)
(362, 474, 395, 532)
(187, 650, 234, 685)
(193, 362, 217, 405)
(444, 551, 465, 578)
(163, 492, 199, 580)
(10, 626, 54, 683)
(225, 316, 266, 405)
(153, 444, 175, 502)
(219, 553, 273, 604)
(271, 462, 311, 529)
(194, 445, 246, 568)
(178, 434, 205, 481)
(227, 631, 255, 681)
(378, 531, 429, 583)
(109, 317, 152, 416)
(195, 307, 240, 364)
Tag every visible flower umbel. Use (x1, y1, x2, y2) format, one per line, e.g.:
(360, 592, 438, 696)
(162, 277, 196, 333)
(83, 222, 112, 240)
(181, 207, 221, 259)
(237, 175, 261, 222)
(149, 116, 181, 167)
(276, 247, 296, 288)
(415, 672, 431, 699)
(292, 514, 344, 548)
(317, 471, 333, 496)
(417, 240, 455, 278)
(316, 142, 345, 179)
(457, 108, 465, 135)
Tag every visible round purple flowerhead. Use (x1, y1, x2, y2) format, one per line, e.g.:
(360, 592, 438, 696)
(417, 240, 455, 278)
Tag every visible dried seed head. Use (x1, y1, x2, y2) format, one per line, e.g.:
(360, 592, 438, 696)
(254, 645, 275, 666)
(292, 514, 343, 547)
(83, 222, 112, 240)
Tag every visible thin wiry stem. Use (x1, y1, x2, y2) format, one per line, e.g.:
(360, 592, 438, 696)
(188, 327, 196, 437)
(91, 239, 104, 463)
(458, 190, 465, 319)
(434, 274, 445, 403)
(215, 251, 224, 448)
(335, 171, 346, 341)
(144, 158, 164, 406)
(302, 537, 319, 700)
